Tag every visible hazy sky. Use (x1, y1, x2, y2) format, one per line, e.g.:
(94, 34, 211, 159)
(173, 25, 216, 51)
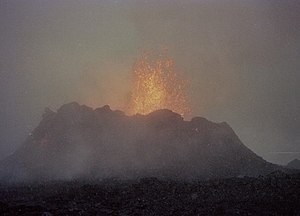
(0, 0, 299, 164)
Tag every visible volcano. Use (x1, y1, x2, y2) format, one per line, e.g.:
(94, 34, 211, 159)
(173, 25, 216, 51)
(0, 102, 282, 182)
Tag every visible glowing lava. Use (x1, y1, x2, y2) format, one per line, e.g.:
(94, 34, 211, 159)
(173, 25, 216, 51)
(129, 52, 190, 117)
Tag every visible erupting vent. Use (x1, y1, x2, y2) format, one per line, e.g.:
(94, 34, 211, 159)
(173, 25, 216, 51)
(129, 52, 190, 117)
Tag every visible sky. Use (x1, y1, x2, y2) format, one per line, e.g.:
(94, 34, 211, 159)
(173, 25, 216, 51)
(0, 0, 299, 164)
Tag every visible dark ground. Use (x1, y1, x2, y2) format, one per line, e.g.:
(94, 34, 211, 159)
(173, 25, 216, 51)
(0, 172, 300, 216)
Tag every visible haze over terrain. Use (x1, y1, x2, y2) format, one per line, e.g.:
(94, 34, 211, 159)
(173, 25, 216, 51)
(1, 102, 282, 182)
(0, 0, 300, 164)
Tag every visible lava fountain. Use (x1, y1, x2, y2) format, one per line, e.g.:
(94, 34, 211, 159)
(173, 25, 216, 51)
(129, 52, 190, 117)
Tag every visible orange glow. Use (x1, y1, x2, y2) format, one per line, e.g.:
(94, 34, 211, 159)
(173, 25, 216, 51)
(129, 52, 190, 117)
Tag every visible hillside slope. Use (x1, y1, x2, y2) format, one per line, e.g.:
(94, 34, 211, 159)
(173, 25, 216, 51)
(0, 102, 280, 181)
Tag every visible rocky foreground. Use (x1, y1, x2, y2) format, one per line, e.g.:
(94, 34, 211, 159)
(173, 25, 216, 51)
(0, 171, 299, 216)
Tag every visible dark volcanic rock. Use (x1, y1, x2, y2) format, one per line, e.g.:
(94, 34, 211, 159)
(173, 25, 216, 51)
(287, 159, 300, 170)
(0, 102, 284, 182)
(0, 173, 300, 215)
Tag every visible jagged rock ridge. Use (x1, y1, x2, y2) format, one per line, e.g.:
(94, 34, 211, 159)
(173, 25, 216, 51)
(0, 102, 280, 181)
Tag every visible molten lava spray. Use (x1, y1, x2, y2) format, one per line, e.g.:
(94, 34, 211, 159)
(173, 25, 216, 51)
(129, 52, 190, 117)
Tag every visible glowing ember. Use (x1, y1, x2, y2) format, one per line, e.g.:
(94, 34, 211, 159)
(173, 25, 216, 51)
(129, 52, 190, 117)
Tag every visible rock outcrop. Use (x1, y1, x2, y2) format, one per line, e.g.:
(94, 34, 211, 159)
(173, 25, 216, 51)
(0, 102, 281, 181)
(287, 159, 300, 170)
